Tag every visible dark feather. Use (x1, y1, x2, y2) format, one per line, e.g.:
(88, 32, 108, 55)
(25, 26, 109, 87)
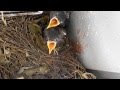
(43, 26, 67, 48)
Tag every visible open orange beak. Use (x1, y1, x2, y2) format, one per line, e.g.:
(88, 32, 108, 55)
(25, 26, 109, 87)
(47, 17, 60, 29)
(47, 41, 57, 54)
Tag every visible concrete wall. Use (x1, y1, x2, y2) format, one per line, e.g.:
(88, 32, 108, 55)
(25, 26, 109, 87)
(69, 11, 120, 78)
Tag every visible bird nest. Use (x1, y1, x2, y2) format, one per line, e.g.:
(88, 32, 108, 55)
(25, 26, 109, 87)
(0, 12, 96, 79)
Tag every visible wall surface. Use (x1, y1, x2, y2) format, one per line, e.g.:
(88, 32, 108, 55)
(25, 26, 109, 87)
(69, 11, 120, 78)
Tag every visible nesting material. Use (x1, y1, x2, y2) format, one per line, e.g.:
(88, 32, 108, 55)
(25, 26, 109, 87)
(1, 11, 7, 26)
(0, 12, 96, 79)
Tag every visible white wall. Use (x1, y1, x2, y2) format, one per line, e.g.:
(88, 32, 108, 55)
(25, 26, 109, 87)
(70, 11, 120, 74)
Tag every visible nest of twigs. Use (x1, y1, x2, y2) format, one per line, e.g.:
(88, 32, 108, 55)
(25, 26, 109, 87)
(0, 12, 96, 79)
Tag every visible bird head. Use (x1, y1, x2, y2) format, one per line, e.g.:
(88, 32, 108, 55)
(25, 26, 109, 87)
(47, 16, 60, 29)
(44, 26, 67, 55)
(47, 40, 57, 54)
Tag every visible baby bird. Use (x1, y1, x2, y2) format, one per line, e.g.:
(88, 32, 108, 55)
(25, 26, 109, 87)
(43, 26, 67, 55)
(47, 11, 69, 29)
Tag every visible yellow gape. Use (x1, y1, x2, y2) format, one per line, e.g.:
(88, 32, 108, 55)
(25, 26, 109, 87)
(47, 17, 60, 29)
(47, 41, 57, 55)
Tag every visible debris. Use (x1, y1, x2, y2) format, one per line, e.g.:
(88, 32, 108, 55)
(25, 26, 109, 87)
(16, 76, 24, 79)
(23, 64, 49, 76)
(82, 72, 96, 79)
(25, 51, 30, 57)
(0, 55, 10, 64)
(17, 67, 33, 74)
(1, 11, 7, 26)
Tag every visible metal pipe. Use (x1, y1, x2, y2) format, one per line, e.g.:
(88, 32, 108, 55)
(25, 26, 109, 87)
(0, 11, 43, 18)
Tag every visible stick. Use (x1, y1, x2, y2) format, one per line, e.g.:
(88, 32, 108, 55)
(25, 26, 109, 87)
(1, 11, 7, 26)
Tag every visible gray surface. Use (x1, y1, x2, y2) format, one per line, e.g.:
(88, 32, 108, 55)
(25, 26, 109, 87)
(69, 11, 120, 78)
(87, 69, 120, 79)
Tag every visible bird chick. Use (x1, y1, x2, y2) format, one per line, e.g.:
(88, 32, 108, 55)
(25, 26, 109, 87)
(47, 11, 69, 29)
(43, 26, 67, 55)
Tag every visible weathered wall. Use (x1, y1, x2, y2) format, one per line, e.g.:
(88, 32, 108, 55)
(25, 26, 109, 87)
(69, 11, 120, 78)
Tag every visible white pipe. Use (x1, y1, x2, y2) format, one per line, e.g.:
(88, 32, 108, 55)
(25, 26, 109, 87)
(0, 11, 43, 18)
